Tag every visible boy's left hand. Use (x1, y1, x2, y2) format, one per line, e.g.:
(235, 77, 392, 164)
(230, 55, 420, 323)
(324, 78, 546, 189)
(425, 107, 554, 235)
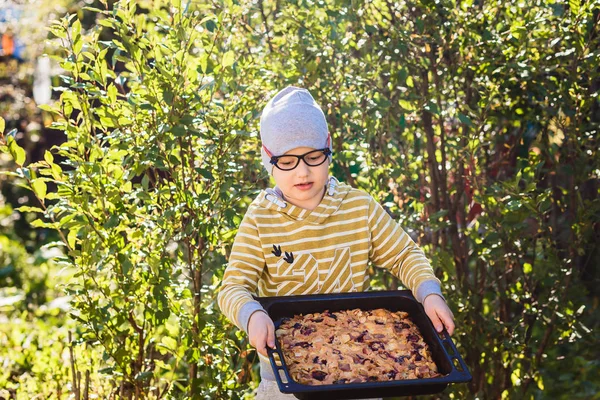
(423, 294, 455, 335)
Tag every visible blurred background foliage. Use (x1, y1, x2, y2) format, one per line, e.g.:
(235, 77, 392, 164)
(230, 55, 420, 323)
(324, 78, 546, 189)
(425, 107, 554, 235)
(0, 0, 599, 399)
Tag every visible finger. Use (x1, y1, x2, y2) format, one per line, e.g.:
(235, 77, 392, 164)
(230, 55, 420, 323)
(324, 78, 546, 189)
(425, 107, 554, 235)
(255, 338, 268, 357)
(267, 321, 276, 349)
(427, 309, 444, 333)
(257, 346, 268, 357)
(439, 311, 455, 336)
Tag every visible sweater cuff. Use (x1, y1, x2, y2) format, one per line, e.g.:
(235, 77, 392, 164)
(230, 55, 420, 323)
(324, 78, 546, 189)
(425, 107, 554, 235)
(238, 300, 267, 333)
(415, 280, 445, 304)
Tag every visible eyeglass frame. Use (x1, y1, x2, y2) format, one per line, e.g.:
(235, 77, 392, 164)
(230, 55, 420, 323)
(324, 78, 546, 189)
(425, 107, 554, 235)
(267, 148, 333, 171)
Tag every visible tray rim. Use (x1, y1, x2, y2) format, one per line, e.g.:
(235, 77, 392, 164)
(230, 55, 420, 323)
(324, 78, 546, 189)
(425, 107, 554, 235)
(257, 289, 472, 396)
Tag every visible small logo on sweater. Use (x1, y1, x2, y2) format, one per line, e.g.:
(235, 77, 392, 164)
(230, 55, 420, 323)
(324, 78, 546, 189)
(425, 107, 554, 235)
(272, 245, 294, 264)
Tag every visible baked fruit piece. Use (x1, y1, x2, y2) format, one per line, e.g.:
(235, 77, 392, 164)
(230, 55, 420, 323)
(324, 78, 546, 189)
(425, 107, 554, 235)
(275, 308, 441, 386)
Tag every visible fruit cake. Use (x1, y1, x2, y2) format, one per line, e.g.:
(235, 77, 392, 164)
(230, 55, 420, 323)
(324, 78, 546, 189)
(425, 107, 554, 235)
(275, 308, 440, 386)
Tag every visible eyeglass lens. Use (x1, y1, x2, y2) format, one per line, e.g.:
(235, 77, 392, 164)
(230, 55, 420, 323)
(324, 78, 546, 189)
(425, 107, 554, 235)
(275, 149, 329, 171)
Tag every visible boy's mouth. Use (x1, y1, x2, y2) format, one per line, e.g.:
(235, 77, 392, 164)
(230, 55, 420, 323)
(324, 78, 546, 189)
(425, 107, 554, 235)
(295, 182, 313, 190)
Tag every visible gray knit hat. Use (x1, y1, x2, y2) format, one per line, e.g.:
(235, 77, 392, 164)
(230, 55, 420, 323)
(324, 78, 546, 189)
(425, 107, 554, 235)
(260, 86, 331, 174)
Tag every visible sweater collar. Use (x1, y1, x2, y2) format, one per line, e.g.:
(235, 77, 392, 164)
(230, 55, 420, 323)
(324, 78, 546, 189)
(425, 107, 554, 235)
(257, 176, 350, 224)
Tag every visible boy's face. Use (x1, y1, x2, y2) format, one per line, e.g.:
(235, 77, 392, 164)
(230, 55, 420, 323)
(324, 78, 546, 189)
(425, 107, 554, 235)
(272, 147, 330, 211)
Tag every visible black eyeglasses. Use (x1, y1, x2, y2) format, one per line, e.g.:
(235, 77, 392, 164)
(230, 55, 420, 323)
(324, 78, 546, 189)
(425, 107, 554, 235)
(270, 148, 332, 171)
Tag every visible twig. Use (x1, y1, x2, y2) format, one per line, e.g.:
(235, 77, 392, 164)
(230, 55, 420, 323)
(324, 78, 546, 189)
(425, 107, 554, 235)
(68, 331, 80, 400)
(84, 370, 90, 400)
(258, 0, 274, 53)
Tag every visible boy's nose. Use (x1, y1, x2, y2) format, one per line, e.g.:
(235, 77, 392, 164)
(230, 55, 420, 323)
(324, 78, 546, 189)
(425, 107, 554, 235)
(295, 159, 311, 176)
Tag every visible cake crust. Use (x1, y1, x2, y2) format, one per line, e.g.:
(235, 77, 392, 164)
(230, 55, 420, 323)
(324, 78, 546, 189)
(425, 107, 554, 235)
(275, 308, 441, 386)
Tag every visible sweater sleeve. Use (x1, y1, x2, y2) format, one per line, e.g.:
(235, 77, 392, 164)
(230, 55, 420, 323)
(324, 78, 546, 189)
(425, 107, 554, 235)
(367, 197, 443, 303)
(217, 210, 267, 331)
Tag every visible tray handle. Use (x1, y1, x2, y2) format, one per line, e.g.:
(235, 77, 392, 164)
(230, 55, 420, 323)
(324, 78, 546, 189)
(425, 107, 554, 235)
(267, 346, 295, 392)
(440, 330, 472, 382)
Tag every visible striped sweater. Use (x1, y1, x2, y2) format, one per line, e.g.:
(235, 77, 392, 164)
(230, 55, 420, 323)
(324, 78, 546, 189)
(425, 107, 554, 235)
(218, 177, 443, 335)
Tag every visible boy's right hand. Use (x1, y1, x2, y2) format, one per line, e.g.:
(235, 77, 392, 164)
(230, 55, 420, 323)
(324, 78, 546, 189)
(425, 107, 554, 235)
(248, 311, 276, 357)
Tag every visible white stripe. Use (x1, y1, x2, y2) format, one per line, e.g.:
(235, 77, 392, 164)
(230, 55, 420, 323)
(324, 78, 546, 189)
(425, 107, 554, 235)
(259, 285, 277, 294)
(410, 272, 436, 289)
(276, 277, 303, 296)
(372, 217, 397, 243)
(227, 261, 263, 273)
(225, 273, 260, 286)
(278, 264, 318, 294)
(280, 254, 313, 277)
(375, 239, 410, 266)
(234, 241, 263, 253)
(301, 274, 320, 294)
(372, 227, 406, 255)
(399, 259, 429, 283)
(378, 252, 401, 269)
(342, 195, 371, 204)
(405, 264, 433, 286)
(339, 271, 353, 291)
(256, 219, 297, 228)
(266, 250, 370, 266)
(236, 232, 263, 242)
(352, 270, 367, 280)
(262, 227, 368, 248)
(239, 222, 257, 231)
(319, 203, 342, 210)
(226, 291, 250, 319)
(230, 251, 264, 263)
(325, 268, 351, 294)
(253, 204, 369, 224)
(308, 201, 368, 218)
(320, 251, 348, 288)
(371, 207, 388, 237)
(264, 238, 371, 258)
(259, 216, 367, 238)
(362, 274, 370, 284)
(367, 200, 377, 225)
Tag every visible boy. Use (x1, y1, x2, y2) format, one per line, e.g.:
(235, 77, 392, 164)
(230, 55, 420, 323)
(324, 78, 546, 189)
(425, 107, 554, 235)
(217, 86, 455, 399)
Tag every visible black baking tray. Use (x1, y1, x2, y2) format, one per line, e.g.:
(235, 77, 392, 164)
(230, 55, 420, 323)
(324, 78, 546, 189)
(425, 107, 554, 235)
(257, 290, 471, 399)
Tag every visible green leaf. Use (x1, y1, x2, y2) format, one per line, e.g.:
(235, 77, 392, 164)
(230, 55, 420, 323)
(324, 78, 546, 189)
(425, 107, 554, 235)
(6, 128, 17, 138)
(135, 371, 153, 382)
(196, 168, 214, 180)
(97, 19, 114, 28)
(67, 229, 78, 249)
(0, 116, 4, 133)
(30, 219, 58, 229)
(160, 336, 178, 351)
(429, 209, 449, 221)
(38, 104, 57, 113)
(424, 102, 440, 115)
(72, 18, 82, 39)
(107, 83, 118, 103)
(222, 51, 235, 68)
(569, 0, 579, 15)
(32, 179, 47, 201)
(198, 54, 208, 74)
(16, 206, 44, 213)
(7, 137, 26, 166)
(398, 100, 414, 111)
(44, 150, 54, 164)
(458, 113, 473, 127)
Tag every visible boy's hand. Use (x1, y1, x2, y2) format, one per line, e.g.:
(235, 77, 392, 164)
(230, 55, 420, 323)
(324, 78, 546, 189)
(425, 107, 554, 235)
(423, 294, 455, 335)
(248, 311, 276, 357)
